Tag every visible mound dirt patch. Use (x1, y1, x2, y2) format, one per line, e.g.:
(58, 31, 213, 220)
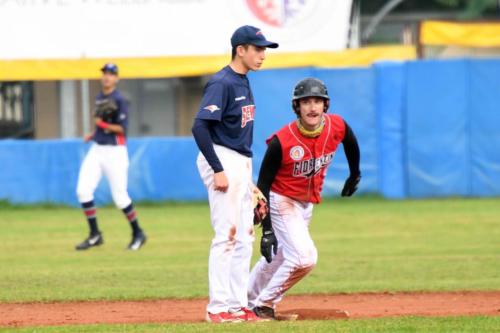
(1, 291, 499, 327)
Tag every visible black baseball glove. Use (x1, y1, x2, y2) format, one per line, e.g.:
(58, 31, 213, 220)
(94, 98, 118, 120)
(341, 174, 361, 197)
(261, 229, 278, 263)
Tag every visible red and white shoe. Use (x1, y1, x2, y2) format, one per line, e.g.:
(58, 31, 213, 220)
(230, 307, 271, 322)
(205, 312, 243, 323)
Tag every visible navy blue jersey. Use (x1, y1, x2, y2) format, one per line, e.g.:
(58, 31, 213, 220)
(93, 89, 128, 146)
(195, 66, 255, 157)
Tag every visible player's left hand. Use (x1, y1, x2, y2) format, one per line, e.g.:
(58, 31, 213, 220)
(214, 171, 229, 192)
(261, 229, 278, 263)
(252, 186, 269, 225)
(83, 133, 94, 143)
(341, 174, 361, 197)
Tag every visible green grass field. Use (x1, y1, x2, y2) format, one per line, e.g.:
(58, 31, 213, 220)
(1, 197, 499, 332)
(3, 316, 500, 333)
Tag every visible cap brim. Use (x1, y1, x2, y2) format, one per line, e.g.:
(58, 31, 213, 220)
(253, 40, 279, 48)
(101, 68, 118, 74)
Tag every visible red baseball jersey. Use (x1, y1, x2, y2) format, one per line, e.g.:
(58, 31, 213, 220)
(269, 114, 346, 203)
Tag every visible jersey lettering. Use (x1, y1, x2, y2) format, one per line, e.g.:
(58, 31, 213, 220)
(241, 105, 255, 128)
(292, 152, 335, 178)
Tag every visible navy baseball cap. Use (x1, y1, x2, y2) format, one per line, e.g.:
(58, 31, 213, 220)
(101, 63, 118, 75)
(231, 25, 279, 49)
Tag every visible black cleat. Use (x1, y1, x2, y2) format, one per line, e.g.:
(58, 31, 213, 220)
(127, 231, 147, 250)
(75, 232, 103, 250)
(253, 306, 276, 320)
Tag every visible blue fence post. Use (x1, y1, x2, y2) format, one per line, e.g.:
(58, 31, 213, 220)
(374, 61, 407, 199)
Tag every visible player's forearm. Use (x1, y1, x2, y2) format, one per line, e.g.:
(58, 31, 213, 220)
(95, 119, 124, 134)
(342, 121, 360, 177)
(191, 118, 224, 173)
(256, 136, 282, 231)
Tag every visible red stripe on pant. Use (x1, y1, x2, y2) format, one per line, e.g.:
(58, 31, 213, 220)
(127, 211, 137, 221)
(84, 209, 96, 217)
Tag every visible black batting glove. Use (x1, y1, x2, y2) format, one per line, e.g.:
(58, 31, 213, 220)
(341, 174, 361, 197)
(261, 229, 278, 263)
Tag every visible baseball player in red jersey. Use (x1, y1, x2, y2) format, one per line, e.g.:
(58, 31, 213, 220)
(248, 78, 361, 320)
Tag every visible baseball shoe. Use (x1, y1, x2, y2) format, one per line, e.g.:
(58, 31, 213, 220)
(253, 306, 276, 320)
(231, 307, 270, 322)
(205, 312, 243, 323)
(127, 231, 147, 250)
(75, 232, 103, 250)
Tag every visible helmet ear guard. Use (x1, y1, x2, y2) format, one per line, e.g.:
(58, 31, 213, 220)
(324, 99, 330, 112)
(292, 100, 300, 115)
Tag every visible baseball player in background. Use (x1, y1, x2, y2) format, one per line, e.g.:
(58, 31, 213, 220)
(248, 78, 361, 320)
(75, 63, 146, 251)
(192, 26, 278, 323)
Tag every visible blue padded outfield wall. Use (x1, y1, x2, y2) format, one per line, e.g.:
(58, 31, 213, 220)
(1, 58, 500, 205)
(0, 138, 206, 206)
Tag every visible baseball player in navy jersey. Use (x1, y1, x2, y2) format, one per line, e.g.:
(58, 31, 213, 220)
(75, 63, 146, 251)
(192, 25, 278, 323)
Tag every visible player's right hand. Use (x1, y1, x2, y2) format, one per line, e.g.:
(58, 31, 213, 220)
(214, 171, 229, 192)
(341, 174, 361, 197)
(261, 229, 278, 263)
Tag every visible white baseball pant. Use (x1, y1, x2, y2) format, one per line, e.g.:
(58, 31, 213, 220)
(76, 144, 132, 209)
(197, 144, 255, 314)
(248, 191, 318, 309)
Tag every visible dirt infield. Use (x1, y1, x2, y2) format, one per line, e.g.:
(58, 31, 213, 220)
(1, 291, 499, 327)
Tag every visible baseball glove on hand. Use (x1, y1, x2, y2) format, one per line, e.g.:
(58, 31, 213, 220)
(341, 174, 361, 197)
(253, 187, 269, 225)
(94, 99, 118, 120)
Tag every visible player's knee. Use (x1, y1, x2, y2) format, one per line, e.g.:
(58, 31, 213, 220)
(211, 223, 254, 254)
(76, 187, 93, 203)
(299, 245, 318, 268)
(112, 191, 131, 209)
(236, 226, 255, 245)
(211, 236, 237, 254)
(310, 246, 318, 266)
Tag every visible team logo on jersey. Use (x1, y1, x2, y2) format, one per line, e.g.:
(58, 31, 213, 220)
(293, 152, 335, 178)
(241, 105, 255, 128)
(203, 105, 220, 113)
(289, 146, 304, 161)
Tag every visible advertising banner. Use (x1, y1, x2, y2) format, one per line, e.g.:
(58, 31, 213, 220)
(0, 0, 352, 60)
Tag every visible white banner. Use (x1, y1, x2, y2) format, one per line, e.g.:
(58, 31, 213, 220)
(0, 0, 352, 60)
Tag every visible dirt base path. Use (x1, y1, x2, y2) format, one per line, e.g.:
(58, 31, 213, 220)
(1, 291, 499, 327)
